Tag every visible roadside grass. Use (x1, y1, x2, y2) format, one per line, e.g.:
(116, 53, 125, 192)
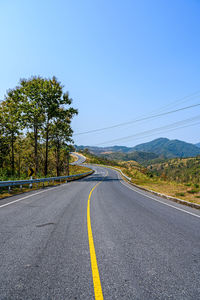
(117, 165, 200, 205)
(0, 160, 91, 200)
(69, 154, 77, 163)
(83, 153, 200, 205)
(69, 164, 91, 176)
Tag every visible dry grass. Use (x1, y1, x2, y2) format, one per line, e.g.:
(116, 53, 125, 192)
(118, 165, 200, 205)
(70, 154, 78, 163)
(80, 153, 200, 205)
(0, 181, 62, 200)
(69, 164, 91, 175)
(0, 162, 92, 200)
(85, 155, 200, 205)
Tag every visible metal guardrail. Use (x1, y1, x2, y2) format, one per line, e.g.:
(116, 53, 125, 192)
(107, 166, 132, 181)
(0, 171, 93, 190)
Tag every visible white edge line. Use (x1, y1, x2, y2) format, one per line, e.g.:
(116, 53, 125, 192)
(0, 168, 94, 209)
(113, 169, 200, 219)
(85, 164, 200, 219)
(0, 185, 62, 209)
(7, 164, 198, 218)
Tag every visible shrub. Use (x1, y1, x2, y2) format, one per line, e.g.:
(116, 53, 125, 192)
(175, 192, 185, 197)
(194, 183, 199, 188)
(187, 189, 198, 194)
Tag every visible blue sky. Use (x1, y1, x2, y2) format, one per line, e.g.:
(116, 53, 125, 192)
(0, 0, 200, 146)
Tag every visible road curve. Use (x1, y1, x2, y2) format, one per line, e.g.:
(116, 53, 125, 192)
(0, 155, 200, 299)
(70, 152, 86, 165)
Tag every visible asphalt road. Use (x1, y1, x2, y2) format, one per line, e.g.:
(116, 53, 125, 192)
(70, 152, 86, 165)
(0, 155, 200, 299)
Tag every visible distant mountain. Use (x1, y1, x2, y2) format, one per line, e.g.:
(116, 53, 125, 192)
(76, 138, 200, 159)
(133, 138, 200, 158)
(101, 151, 159, 164)
(75, 145, 134, 154)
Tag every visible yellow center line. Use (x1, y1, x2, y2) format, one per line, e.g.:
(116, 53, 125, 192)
(87, 182, 104, 300)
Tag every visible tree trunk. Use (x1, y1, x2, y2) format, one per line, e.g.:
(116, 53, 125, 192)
(56, 143, 60, 177)
(44, 122, 49, 176)
(18, 154, 21, 178)
(66, 151, 69, 176)
(0, 138, 5, 168)
(34, 126, 38, 175)
(11, 133, 14, 176)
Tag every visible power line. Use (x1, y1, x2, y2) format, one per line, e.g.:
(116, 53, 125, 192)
(146, 90, 200, 115)
(97, 115, 200, 144)
(73, 103, 200, 136)
(95, 115, 200, 145)
(119, 122, 200, 145)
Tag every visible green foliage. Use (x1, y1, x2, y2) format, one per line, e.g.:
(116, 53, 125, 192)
(76, 138, 200, 159)
(149, 156, 200, 184)
(0, 76, 77, 180)
(133, 138, 200, 158)
(100, 151, 158, 164)
(187, 189, 198, 194)
(175, 192, 185, 197)
(81, 150, 119, 166)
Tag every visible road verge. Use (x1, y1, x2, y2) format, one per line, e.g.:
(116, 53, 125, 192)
(91, 163, 200, 210)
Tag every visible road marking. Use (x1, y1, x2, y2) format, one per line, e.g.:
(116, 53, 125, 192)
(119, 178, 200, 219)
(113, 170, 200, 219)
(87, 183, 104, 300)
(0, 166, 97, 209)
(0, 185, 62, 209)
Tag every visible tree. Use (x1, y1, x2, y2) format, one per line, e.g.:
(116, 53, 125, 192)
(15, 135, 24, 178)
(41, 78, 78, 176)
(0, 76, 78, 179)
(41, 77, 63, 176)
(65, 144, 75, 176)
(50, 106, 77, 176)
(0, 103, 9, 169)
(0, 96, 21, 175)
(16, 76, 77, 176)
(13, 77, 45, 174)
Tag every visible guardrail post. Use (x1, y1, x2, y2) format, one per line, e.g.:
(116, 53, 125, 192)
(29, 176, 33, 189)
(0, 171, 93, 192)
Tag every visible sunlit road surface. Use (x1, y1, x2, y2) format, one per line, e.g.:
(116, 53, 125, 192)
(0, 155, 200, 299)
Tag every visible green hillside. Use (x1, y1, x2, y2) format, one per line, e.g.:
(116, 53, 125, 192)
(81, 150, 200, 204)
(101, 151, 159, 164)
(76, 138, 200, 158)
(133, 138, 200, 158)
(148, 156, 200, 184)
(75, 145, 133, 154)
